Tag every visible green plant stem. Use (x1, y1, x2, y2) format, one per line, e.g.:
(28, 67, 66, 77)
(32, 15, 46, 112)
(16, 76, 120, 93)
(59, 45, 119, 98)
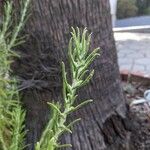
(8, 0, 30, 49)
(36, 27, 100, 150)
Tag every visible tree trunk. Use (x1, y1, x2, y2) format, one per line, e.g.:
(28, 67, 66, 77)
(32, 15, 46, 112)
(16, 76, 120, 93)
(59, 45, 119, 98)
(13, 0, 133, 149)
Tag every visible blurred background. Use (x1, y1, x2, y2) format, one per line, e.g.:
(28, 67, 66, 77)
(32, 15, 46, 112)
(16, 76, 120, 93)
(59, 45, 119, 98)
(109, 0, 150, 77)
(110, 0, 150, 27)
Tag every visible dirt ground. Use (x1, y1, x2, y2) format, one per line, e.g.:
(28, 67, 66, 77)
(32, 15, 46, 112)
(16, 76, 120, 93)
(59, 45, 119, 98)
(122, 79, 150, 150)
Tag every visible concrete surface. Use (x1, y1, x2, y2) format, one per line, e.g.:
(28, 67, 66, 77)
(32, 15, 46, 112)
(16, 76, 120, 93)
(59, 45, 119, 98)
(115, 32, 150, 77)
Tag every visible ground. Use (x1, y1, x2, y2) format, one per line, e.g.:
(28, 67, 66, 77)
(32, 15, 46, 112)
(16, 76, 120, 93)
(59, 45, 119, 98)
(115, 18, 150, 149)
(122, 79, 150, 150)
(115, 32, 150, 77)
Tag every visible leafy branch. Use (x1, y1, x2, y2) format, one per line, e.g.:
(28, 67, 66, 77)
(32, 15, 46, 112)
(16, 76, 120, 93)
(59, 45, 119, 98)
(36, 27, 100, 150)
(0, 0, 30, 150)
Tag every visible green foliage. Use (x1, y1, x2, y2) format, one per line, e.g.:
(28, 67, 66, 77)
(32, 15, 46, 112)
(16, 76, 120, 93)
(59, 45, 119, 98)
(9, 106, 27, 150)
(144, 7, 150, 15)
(136, 0, 150, 15)
(35, 28, 100, 150)
(117, 0, 138, 19)
(117, 0, 150, 19)
(0, 0, 30, 150)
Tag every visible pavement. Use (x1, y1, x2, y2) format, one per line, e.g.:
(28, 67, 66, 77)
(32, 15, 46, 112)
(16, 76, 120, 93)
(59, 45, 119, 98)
(116, 16, 150, 27)
(114, 32, 150, 77)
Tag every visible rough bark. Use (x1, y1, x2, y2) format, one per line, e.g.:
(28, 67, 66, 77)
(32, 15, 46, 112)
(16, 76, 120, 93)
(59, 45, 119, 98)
(12, 0, 133, 149)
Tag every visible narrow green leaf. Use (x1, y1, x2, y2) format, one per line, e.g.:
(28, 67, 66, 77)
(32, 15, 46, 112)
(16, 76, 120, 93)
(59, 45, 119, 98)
(73, 99, 93, 111)
(81, 70, 95, 86)
(67, 118, 81, 128)
(48, 102, 64, 118)
(56, 144, 72, 148)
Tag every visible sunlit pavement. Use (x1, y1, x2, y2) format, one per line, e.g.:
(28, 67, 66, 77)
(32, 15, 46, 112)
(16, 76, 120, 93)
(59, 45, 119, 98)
(114, 32, 150, 77)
